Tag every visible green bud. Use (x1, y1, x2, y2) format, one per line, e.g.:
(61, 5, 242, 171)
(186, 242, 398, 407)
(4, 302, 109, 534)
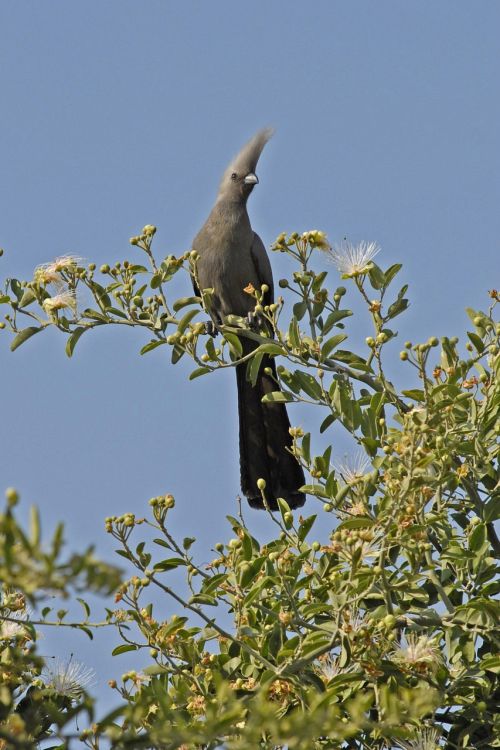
(365, 337, 375, 347)
(428, 336, 439, 347)
(336, 286, 346, 296)
(257, 478, 266, 491)
(100, 264, 110, 274)
(278, 279, 289, 288)
(400, 351, 408, 361)
(311, 541, 320, 552)
(5, 487, 19, 507)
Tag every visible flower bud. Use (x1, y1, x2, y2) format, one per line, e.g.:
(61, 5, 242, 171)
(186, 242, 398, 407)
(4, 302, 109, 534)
(257, 478, 266, 491)
(5, 487, 19, 507)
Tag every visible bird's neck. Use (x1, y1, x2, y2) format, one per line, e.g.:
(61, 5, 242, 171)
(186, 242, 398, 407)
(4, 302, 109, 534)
(213, 199, 250, 227)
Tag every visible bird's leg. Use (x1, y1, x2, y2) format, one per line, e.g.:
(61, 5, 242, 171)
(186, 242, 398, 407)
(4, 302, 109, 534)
(246, 310, 263, 330)
(203, 320, 218, 337)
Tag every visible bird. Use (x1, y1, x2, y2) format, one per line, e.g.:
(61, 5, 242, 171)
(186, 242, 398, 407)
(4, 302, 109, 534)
(191, 129, 306, 510)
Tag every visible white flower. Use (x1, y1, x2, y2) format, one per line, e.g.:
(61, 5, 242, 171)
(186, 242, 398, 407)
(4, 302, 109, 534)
(42, 290, 77, 315)
(315, 652, 341, 682)
(35, 256, 83, 287)
(333, 450, 371, 484)
(396, 727, 441, 750)
(0, 608, 32, 640)
(392, 633, 443, 674)
(301, 230, 331, 250)
(43, 658, 96, 699)
(329, 240, 380, 276)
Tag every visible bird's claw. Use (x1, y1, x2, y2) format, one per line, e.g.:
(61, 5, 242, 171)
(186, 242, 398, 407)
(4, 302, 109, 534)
(246, 311, 262, 330)
(204, 320, 217, 337)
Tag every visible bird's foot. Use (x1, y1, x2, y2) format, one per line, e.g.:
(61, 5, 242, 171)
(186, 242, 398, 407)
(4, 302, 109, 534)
(246, 310, 263, 330)
(203, 320, 217, 337)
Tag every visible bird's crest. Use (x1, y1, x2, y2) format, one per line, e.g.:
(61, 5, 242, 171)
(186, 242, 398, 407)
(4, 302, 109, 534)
(220, 128, 274, 189)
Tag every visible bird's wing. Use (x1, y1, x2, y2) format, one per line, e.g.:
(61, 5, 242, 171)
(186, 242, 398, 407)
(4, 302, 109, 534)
(250, 232, 274, 305)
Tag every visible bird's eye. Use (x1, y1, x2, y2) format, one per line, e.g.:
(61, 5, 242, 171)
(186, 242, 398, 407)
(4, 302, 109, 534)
(231, 172, 238, 180)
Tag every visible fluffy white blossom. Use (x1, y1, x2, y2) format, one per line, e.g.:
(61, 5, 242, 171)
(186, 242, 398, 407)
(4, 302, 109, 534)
(329, 240, 380, 276)
(43, 658, 96, 699)
(42, 290, 77, 315)
(34, 255, 83, 287)
(392, 633, 443, 674)
(396, 727, 441, 750)
(334, 450, 371, 484)
(0, 607, 32, 640)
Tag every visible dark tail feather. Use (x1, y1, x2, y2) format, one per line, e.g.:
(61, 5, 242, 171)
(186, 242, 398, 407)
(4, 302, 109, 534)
(236, 352, 305, 510)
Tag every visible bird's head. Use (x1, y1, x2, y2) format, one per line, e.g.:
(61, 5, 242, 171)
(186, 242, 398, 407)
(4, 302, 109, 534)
(217, 127, 274, 203)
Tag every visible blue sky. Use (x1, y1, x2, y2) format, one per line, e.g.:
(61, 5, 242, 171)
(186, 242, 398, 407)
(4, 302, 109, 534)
(1, 0, 499, 714)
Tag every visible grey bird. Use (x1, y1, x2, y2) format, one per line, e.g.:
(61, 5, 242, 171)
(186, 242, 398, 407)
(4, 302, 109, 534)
(191, 129, 306, 510)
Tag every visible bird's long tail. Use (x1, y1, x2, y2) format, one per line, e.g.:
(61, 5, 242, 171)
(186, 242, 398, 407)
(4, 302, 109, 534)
(236, 346, 306, 510)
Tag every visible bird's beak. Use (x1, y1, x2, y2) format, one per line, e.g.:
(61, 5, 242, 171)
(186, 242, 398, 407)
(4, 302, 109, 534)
(244, 173, 258, 185)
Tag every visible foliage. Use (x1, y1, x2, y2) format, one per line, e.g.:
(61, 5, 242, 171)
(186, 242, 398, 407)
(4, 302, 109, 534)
(0, 488, 122, 748)
(0, 229, 499, 748)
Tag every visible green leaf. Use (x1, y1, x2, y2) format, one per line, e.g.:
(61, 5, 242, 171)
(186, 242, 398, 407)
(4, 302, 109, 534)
(247, 351, 264, 387)
(83, 308, 108, 322)
(65, 326, 87, 357)
(480, 656, 500, 674)
(19, 288, 36, 308)
(293, 301, 307, 320)
(105, 306, 128, 319)
(10, 326, 44, 352)
(189, 594, 218, 606)
(140, 339, 166, 355)
(321, 309, 352, 335)
(467, 331, 485, 354)
(401, 389, 425, 401)
(255, 342, 284, 356)
(189, 366, 211, 380)
(224, 332, 243, 358)
(368, 263, 386, 290)
(321, 333, 348, 359)
(298, 514, 317, 542)
(150, 272, 162, 289)
(384, 263, 402, 286)
(112, 644, 138, 656)
(77, 598, 91, 618)
(30, 506, 41, 545)
(294, 371, 322, 400)
(173, 295, 201, 312)
(261, 391, 294, 403)
(171, 344, 185, 364)
(177, 307, 200, 332)
(386, 297, 409, 320)
(288, 317, 301, 348)
(320, 413, 336, 433)
(301, 433, 311, 463)
(154, 557, 186, 572)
